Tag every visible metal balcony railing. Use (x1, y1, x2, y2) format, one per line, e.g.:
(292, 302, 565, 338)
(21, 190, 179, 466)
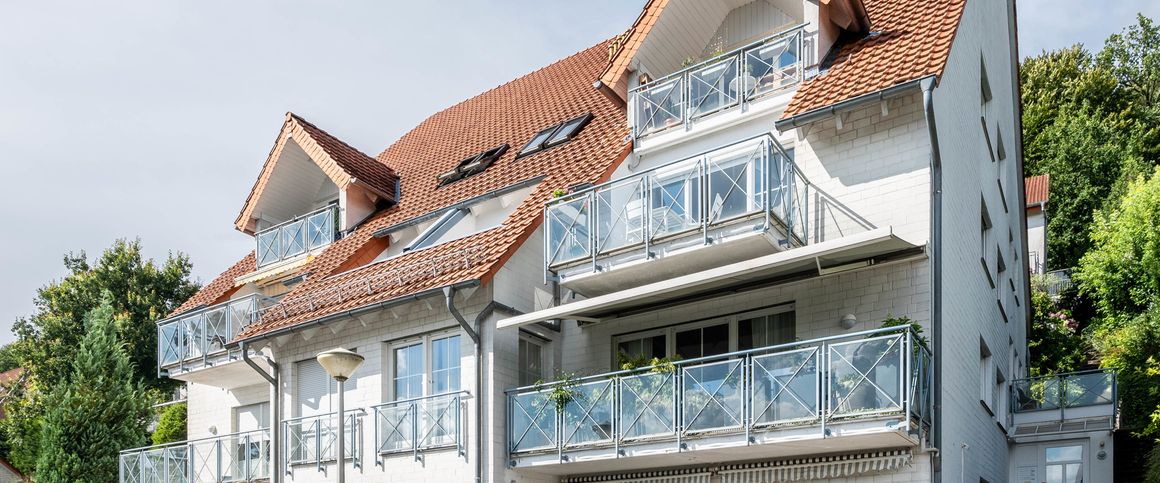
(283, 410, 365, 474)
(255, 205, 338, 268)
(156, 294, 276, 376)
(119, 428, 272, 483)
(630, 25, 805, 139)
(371, 391, 468, 463)
(1012, 369, 1117, 414)
(506, 326, 932, 459)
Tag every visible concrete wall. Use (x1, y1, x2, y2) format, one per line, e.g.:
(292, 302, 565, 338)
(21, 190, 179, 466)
(186, 381, 269, 440)
(931, 0, 1027, 482)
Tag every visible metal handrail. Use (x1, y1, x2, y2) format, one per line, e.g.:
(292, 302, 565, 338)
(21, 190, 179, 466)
(283, 409, 367, 475)
(119, 428, 272, 483)
(156, 293, 275, 375)
(1011, 368, 1117, 413)
(371, 391, 469, 464)
(255, 204, 338, 268)
(506, 326, 932, 458)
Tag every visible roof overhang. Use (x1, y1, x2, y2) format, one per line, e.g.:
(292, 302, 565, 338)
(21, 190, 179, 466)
(497, 227, 922, 329)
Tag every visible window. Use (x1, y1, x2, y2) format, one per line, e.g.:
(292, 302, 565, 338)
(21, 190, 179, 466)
(405, 208, 469, 252)
(517, 113, 592, 157)
(518, 333, 547, 387)
(995, 125, 1006, 161)
(296, 359, 336, 417)
(234, 402, 271, 476)
(1045, 445, 1084, 483)
(235, 402, 271, 432)
(981, 199, 994, 286)
(389, 333, 462, 400)
(612, 305, 795, 369)
(993, 368, 1006, 420)
(437, 144, 508, 186)
(980, 54, 992, 105)
(980, 339, 994, 412)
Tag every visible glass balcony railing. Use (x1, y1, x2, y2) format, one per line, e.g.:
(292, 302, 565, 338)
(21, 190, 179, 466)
(631, 25, 805, 139)
(256, 205, 338, 268)
(371, 391, 467, 463)
(1012, 369, 1117, 413)
(506, 326, 932, 459)
(119, 428, 272, 483)
(545, 135, 800, 270)
(283, 410, 364, 473)
(156, 294, 275, 375)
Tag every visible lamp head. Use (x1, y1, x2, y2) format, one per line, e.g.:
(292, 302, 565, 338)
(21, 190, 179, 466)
(316, 348, 365, 382)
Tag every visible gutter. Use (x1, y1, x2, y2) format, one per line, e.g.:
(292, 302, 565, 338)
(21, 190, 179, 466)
(919, 75, 944, 478)
(444, 286, 522, 483)
(241, 342, 281, 483)
(774, 78, 926, 132)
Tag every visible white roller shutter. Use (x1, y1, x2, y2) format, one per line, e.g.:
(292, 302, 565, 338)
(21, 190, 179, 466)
(296, 359, 333, 417)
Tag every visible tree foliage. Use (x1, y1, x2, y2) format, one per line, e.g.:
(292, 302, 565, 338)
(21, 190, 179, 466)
(1026, 283, 1087, 376)
(151, 402, 187, 445)
(34, 298, 152, 483)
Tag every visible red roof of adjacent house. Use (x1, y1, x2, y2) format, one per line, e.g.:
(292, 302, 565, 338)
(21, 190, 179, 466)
(781, 0, 966, 118)
(1025, 174, 1050, 206)
(215, 40, 630, 340)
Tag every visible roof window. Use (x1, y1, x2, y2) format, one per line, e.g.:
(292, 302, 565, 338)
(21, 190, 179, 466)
(517, 113, 593, 158)
(437, 144, 508, 186)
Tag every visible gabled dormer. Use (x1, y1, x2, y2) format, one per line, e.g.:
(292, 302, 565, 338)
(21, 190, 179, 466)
(598, 0, 869, 146)
(236, 113, 399, 270)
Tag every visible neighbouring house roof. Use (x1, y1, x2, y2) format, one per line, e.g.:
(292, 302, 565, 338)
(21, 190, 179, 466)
(1025, 174, 1050, 207)
(781, 0, 966, 118)
(234, 113, 401, 234)
(189, 39, 632, 341)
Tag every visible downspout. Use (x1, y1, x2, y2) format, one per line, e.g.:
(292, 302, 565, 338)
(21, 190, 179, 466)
(919, 76, 944, 481)
(241, 341, 281, 483)
(444, 286, 483, 483)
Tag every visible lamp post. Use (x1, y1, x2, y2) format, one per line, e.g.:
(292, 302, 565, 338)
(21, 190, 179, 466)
(316, 348, 364, 483)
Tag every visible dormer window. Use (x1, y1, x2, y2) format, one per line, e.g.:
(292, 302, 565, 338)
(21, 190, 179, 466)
(438, 144, 509, 186)
(517, 113, 592, 158)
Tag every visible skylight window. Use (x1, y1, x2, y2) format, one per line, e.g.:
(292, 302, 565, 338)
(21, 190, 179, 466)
(437, 144, 508, 186)
(517, 113, 593, 158)
(405, 208, 468, 252)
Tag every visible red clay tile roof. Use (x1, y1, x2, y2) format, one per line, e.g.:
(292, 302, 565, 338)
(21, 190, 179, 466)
(234, 113, 400, 234)
(0, 368, 22, 389)
(229, 40, 630, 340)
(781, 0, 966, 118)
(600, 0, 667, 99)
(171, 252, 255, 316)
(1025, 174, 1049, 206)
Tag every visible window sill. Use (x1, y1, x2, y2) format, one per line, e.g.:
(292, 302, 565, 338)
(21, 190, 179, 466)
(997, 299, 1008, 323)
(979, 399, 995, 417)
(980, 258, 995, 288)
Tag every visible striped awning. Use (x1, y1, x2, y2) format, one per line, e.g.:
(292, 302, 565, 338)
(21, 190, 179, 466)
(719, 449, 913, 482)
(561, 449, 913, 483)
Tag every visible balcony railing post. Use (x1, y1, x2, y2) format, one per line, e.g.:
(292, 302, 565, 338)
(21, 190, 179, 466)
(743, 353, 752, 444)
(314, 418, 322, 473)
(412, 403, 420, 462)
(588, 192, 597, 274)
(903, 332, 912, 433)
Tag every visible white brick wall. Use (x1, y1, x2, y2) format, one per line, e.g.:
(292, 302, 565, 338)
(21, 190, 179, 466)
(186, 380, 269, 440)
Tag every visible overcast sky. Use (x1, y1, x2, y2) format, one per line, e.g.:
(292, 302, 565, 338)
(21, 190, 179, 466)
(1, 0, 1157, 345)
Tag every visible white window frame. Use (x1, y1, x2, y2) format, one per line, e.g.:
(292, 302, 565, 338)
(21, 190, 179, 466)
(611, 303, 795, 370)
(517, 332, 551, 387)
(386, 330, 465, 401)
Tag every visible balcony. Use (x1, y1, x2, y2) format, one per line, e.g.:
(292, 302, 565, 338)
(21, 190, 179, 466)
(371, 391, 468, 463)
(283, 410, 365, 475)
(119, 429, 271, 483)
(544, 134, 872, 296)
(256, 205, 337, 268)
(157, 294, 275, 382)
(631, 25, 804, 141)
(1011, 369, 1117, 438)
(506, 326, 931, 472)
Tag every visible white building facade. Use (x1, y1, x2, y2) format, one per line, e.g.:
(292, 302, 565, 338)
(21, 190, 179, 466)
(119, 1, 1116, 483)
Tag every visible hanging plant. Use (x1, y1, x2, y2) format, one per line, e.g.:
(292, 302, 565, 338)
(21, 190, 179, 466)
(536, 371, 582, 411)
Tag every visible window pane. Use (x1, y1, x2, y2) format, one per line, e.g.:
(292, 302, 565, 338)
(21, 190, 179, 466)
(546, 116, 586, 146)
(394, 343, 423, 400)
(518, 338, 544, 387)
(519, 126, 558, 155)
(703, 323, 729, 356)
(617, 334, 665, 362)
(431, 335, 461, 394)
(1046, 445, 1083, 462)
(675, 328, 701, 359)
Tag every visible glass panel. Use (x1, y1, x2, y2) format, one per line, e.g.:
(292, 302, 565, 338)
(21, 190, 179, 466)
(647, 161, 701, 239)
(707, 144, 762, 223)
(394, 343, 424, 400)
(688, 55, 740, 119)
(229, 297, 255, 340)
(561, 380, 614, 447)
(431, 335, 461, 394)
(281, 219, 306, 258)
(619, 371, 675, 439)
(594, 179, 646, 254)
(518, 338, 544, 387)
(159, 322, 183, 366)
(203, 307, 228, 354)
(829, 335, 903, 417)
(1064, 371, 1115, 407)
(743, 31, 800, 100)
(306, 208, 335, 249)
(1046, 445, 1083, 462)
(633, 77, 684, 137)
(183, 315, 205, 360)
(547, 116, 586, 146)
(545, 195, 592, 265)
(376, 403, 415, 454)
(616, 334, 666, 365)
(520, 126, 557, 155)
(420, 394, 459, 447)
(739, 311, 796, 350)
(752, 347, 819, 425)
(675, 323, 728, 360)
(256, 229, 281, 266)
(509, 390, 556, 452)
(682, 358, 743, 432)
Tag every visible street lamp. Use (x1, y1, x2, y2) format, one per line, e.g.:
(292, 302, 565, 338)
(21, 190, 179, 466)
(316, 348, 364, 483)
